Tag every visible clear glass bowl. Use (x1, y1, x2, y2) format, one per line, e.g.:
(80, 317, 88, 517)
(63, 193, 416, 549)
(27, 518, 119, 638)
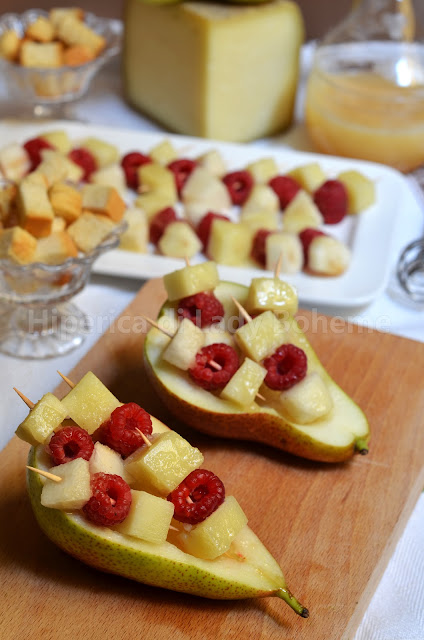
(0, 10, 122, 119)
(0, 222, 126, 359)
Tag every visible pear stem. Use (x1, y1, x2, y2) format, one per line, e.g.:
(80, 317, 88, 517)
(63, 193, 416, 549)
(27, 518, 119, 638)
(355, 438, 369, 455)
(276, 587, 309, 618)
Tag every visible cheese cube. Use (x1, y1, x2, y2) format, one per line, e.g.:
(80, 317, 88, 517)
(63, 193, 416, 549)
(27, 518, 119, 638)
(246, 277, 298, 316)
(220, 358, 266, 407)
(125, 431, 204, 495)
(178, 496, 248, 560)
(162, 318, 205, 371)
(163, 261, 219, 301)
(61, 372, 121, 434)
(124, 0, 304, 142)
(0, 226, 37, 265)
(114, 490, 174, 544)
(235, 310, 287, 361)
(337, 170, 376, 214)
(119, 207, 148, 253)
(279, 372, 333, 424)
(208, 220, 253, 266)
(15, 392, 68, 446)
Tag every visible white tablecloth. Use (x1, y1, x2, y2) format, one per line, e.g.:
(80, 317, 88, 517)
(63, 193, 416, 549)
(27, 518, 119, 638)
(0, 53, 423, 640)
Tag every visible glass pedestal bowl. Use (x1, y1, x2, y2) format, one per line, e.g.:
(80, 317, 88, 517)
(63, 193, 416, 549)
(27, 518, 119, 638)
(0, 223, 125, 359)
(0, 10, 122, 120)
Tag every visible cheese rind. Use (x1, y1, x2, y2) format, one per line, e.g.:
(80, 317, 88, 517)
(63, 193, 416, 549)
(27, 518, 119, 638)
(123, 0, 304, 142)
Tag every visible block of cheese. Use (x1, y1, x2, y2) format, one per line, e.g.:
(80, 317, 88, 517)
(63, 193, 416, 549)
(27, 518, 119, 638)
(123, 0, 304, 142)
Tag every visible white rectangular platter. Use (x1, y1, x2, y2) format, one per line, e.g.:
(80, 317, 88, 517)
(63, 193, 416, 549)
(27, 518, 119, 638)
(0, 120, 412, 309)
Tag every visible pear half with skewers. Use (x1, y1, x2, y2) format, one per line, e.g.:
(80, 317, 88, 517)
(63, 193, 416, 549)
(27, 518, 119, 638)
(14, 377, 308, 616)
(143, 262, 370, 463)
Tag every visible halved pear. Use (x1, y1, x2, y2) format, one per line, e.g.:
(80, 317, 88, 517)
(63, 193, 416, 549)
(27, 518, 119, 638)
(25, 418, 307, 616)
(144, 281, 370, 463)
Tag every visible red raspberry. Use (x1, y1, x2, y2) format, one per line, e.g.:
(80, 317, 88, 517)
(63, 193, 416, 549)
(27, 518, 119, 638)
(23, 137, 54, 171)
(251, 228, 273, 266)
(168, 469, 225, 524)
(188, 343, 239, 390)
(47, 426, 94, 466)
(313, 179, 348, 224)
(222, 170, 253, 205)
(299, 228, 326, 264)
(263, 344, 307, 391)
(68, 148, 97, 181)
(121, 151, 152, 189)
(167, 158, 197, 197)
(149, 207, 178, 244)
(269, 175, 301, 209)
(96, 403, 153, 458)
(179, 291, 224, 328)
(83, 473, 132, 526)
(196, 212, 230, 251)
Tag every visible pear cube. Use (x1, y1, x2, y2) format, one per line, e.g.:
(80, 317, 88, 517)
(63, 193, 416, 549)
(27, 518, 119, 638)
(288, 162, 326, 193)
(179, 496, 248, 560)
(241, 183, 280, 215)
(235, 310, 287, 362)
(163, 261, 219, 301)
(265, 231, 303, 274)
(124, 431, 204, 495)
(221, 358, 266, 407)
(245, 157, 278, 184)
(208, 220, 253, 266)
(337, 170, 376, 214)
(90, 442, 127, 479)
(241, 210, 279, 232)
(282, 191, 323, 234)
(114, 490, 174, 544)
(158, 221, 202, 259)
(61, 372, 121, 434)
(246, 277, 298, 316)
(40, 458, 91, 510)
(15, 393, 68, 446)
(308, 235, 351, 276)
(162, 317, 205, 370)
(279, 371, 333, 424)
(196, 149, 226, 177)
(181, 166, 231, 211)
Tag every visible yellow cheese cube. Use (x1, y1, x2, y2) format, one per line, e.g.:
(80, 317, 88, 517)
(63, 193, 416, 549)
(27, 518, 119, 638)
(235, 310, 287, 361)
(163, 261, 219, 301)
(337, 170, 376, 214)
(41, 458, 91, 511)
(220, 358, 266, 407)
(124, 431, 204, 495)
(178, 496, 248, 560)
(15, 392, 68, 446)
(246, 277, 298, 316)
(61, 372, 121, 434)
(124, 0, 304, 142)
(114, 490, 174, 544)
(208, 220, 253, 266)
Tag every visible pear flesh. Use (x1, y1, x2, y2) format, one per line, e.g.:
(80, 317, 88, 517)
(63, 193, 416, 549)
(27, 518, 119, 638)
(26, 443, 307, 616)
(144, 281, 370, 463)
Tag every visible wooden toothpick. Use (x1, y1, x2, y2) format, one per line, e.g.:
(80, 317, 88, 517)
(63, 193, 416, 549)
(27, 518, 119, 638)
(184, 256, 191, 267)
(141, 315, 174, 339)
(13, 388, 35, 409)
(57, 371, 75, 389)
(26, 466, 62, 482)
(231, 297, 252, 324)
(135, 427, 152, 447)
(274, 251, 283, 279)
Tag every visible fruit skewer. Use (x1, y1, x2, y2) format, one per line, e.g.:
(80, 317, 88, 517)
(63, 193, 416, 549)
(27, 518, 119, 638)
(13, 371, 309, 616)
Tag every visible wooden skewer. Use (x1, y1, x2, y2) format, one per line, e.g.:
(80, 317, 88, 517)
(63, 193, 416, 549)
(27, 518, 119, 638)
(57, 371, 75, 389)
(13, 388, 35, 409)
(26, 466, 62, 482)
(274, 251, 284, 279)
(231, 297, 252, 324)
(141, 315, 174, 339)
(135, 427, 152, 447)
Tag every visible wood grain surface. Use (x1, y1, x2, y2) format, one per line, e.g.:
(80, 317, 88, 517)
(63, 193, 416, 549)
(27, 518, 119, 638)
(1, 278, 424, 640)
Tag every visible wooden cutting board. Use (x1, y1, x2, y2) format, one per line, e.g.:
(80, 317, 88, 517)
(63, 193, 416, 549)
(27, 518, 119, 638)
(1, 279, 424, 640)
